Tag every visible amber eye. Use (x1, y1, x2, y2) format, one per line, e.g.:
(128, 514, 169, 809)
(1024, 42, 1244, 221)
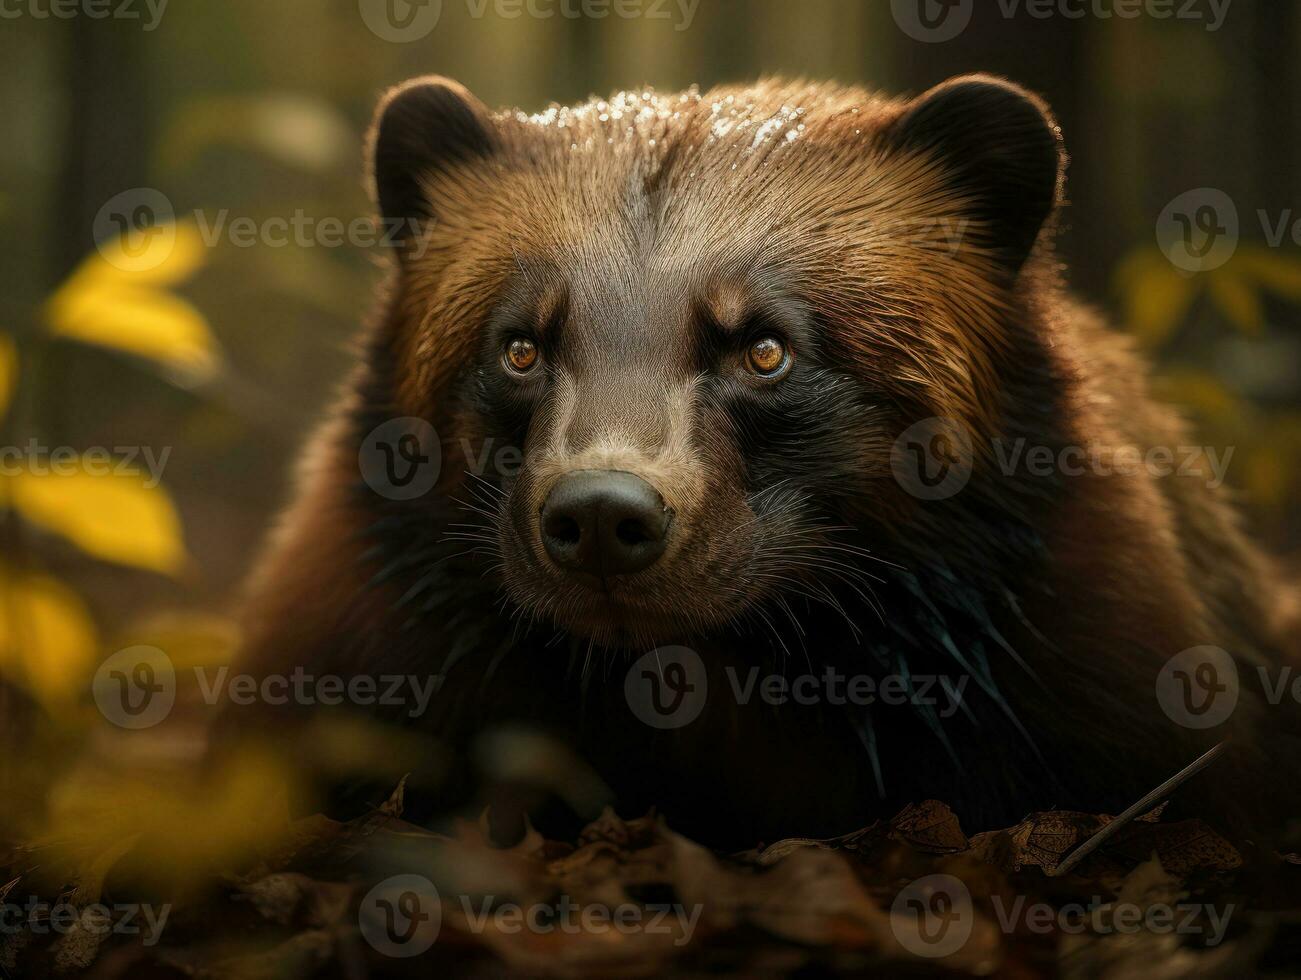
(746, 336, 790, 378)
(504, 337, 539, 374)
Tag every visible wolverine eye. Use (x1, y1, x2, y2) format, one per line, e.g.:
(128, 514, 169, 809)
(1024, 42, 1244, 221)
(746, 336, 791, 379)
(504, 337, 539, 374)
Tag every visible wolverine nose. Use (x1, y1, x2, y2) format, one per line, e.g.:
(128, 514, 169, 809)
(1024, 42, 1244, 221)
(540, 470, 670, 578)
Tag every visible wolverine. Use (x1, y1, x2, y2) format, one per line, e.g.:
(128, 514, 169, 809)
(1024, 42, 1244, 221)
(222, 74, 1300, 847)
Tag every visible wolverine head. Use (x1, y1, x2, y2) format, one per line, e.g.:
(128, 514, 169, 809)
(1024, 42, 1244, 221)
(362, 74, 1063, 647)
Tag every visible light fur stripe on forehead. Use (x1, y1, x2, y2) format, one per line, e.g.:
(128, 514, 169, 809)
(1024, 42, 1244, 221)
(531, 374, 705, 510)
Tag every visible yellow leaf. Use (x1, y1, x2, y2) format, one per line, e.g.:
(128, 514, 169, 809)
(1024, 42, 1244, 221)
(1242, 445, 1289, 511)
(1114, 248, 1198, 347)
(46, 279, 218, 382)
(1152, 368, 1240, 423)
(45, 221, 217, 381)
(42, 748, 298, 894)
(120, 611, 239, 671)
(158, 95, 352, 174)
(0, 566, 98, 707)
(1235, 245, 1301, 300)
(69, 834, 143, 906)
(0, 333, 14, 424)
(75, 222, 208, 287)
(1240, 415, 1301, 512)
(7, 469, 187, 576)
(1206, 266, 1263, 334)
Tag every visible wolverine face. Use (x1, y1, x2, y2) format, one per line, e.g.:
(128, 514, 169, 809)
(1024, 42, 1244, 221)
(367, 76, 1061, 645)
(465, 256, 876, 645)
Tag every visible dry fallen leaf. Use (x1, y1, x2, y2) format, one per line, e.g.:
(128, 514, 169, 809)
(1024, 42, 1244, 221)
(970, 811, 1110, 873)
(0, 785, 1293, 978)
(890, 800, 970, 853)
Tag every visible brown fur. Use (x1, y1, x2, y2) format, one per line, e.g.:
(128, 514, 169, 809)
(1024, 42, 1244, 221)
(227, 75, 1300, 847)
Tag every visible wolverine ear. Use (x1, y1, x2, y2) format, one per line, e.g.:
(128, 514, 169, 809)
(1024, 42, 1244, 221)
(886, 74, 1063, 273)
(367, 76, 497, 250)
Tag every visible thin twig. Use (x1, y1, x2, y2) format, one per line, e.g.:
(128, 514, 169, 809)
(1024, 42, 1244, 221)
(1049, 740, 1228, 878)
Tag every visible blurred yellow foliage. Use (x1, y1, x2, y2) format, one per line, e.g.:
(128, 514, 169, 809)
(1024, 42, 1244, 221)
(0, 333, 14, 422)
(0, 226, 206, 725)
(40, 747, 300, 895)
(1150, 369, 1241, 421)
(8, 468, 187, 577)
(1115, 249, 1197, 347)
(70, 221, 207, 286)
(1117, 244, 1301, 345)
(1240, 246, 1301, 299)
(45, 223, 219, 383)
(158, 94, 353, 174)
(0, 565, 98, 707)
(1242, 414, 1301, 512)
(123, 610, 240, 671)
(1121, 244, 1301, 533)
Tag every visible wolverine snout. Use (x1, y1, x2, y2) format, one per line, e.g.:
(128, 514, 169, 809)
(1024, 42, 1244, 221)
(539, 469, 672, 579)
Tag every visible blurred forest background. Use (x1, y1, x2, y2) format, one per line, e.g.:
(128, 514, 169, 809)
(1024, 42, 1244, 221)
(0, 0, 1298, 754)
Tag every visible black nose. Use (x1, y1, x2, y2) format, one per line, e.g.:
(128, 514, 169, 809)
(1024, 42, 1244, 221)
(540, 470, 670, 578)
